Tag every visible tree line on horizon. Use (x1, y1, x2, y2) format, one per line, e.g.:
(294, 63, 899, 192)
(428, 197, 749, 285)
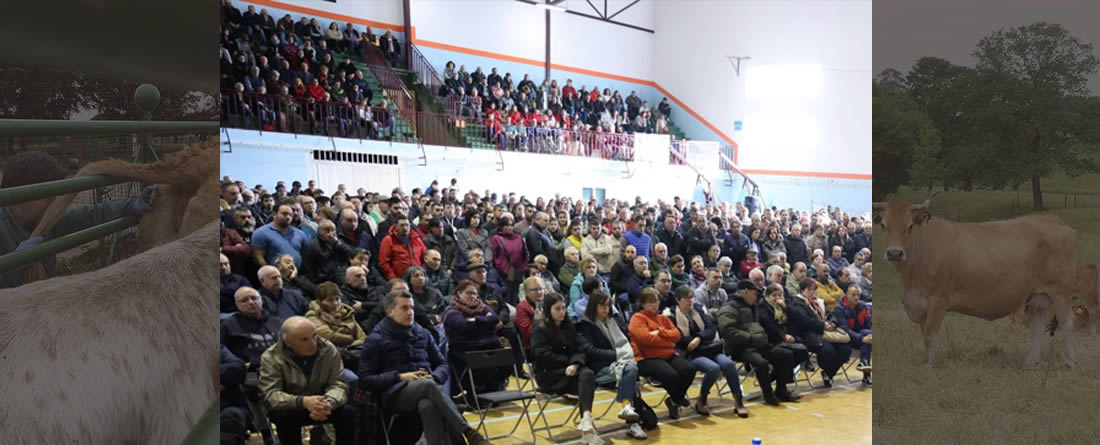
(873, 22, 1100, 210)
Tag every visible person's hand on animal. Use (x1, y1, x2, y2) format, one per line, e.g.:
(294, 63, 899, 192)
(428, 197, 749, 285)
(15, 236, 43, 252)
(126, 185, 158, 215)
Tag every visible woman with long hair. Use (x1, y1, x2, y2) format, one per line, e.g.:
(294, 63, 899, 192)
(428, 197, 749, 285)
(530, 293, 602, 442)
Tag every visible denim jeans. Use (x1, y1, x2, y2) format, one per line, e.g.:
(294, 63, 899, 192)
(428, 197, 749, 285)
(615, 362, 639, 403)
(850, 329, 872, 362)
(690, 353, 738, 397)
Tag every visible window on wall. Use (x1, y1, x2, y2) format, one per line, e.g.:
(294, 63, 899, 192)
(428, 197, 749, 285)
(582, 188, 606, 206)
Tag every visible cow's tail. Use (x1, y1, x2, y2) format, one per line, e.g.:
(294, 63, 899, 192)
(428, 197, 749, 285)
(21, 139, 216, 284)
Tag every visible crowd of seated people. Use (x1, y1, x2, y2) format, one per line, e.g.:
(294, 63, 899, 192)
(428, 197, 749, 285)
(219, 174, 873, 444)
(220, 0, 400, 139)
(439, 60, 676, 157)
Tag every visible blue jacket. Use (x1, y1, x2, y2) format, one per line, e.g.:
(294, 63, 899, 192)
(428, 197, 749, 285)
(623, 230, 652, 259)
(357, 317, 449, 408)
(722, 232, 751, 265)
(832, 297, 871, 342)
(568, 273, 609, 319)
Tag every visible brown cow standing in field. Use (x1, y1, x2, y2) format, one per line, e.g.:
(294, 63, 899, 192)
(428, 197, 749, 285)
(872, 192, 1079, 368)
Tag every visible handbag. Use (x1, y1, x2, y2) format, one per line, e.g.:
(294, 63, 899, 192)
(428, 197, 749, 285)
(632, 392, 659, 430)
(822, 328, 851, 344)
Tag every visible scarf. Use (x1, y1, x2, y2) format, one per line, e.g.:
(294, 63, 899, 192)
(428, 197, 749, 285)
(802, 294, 826, 321)
(451, 296, 486, 316)
(766, 298, 788, 325)
(585, 315, 632, 382)
(674, 305, 706, 339)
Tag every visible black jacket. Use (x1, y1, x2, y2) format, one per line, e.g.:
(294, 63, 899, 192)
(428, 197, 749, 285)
(653, 226, 686, 259)
(672, 303, 722, 359)
(530, 322, 586, 394)
(609, 259, 634, 296)
(756, 301, 788, 346)
(220, 311, 283, 370)
(684, 226, 716, 261)
(220, 344, 248, 409)
(575, 318, 628, 373)
(220, 273, 251, 313)
(301, 237, 356, 287)
(784, 234, 810, 267)
(785, 297, 825, 349)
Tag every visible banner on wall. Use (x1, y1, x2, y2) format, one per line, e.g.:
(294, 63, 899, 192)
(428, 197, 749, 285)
(632, 133, 671, 165)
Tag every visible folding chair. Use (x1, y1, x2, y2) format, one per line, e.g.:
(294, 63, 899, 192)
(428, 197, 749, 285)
(461, 348, 539, 443)
(529, 385, 580, 442)
(839, 349, 863, 384)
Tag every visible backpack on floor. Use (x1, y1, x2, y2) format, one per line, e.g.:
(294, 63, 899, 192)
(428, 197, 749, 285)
(632, 393, 659, 430)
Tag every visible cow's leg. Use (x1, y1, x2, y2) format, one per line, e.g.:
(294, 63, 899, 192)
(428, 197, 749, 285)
(921, 298, 947, 367)
(1053, 294, 1076, 369)
(1026, 302, 1049, 366)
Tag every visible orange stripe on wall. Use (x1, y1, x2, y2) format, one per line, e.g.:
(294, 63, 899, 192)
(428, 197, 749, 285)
(242, 0, 404, 32)
(239, 4, 869, 182)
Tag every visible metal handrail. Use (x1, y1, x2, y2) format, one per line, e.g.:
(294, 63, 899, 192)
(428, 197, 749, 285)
(0, 216, 140, 274)
(0, 175, 133, 207)
(0, 120, 217, 136)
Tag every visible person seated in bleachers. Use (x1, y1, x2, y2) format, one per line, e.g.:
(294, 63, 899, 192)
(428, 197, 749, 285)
(258, 265, 308, 319)
(515, 276, 546, 351)
(423, 249, 454, 298)
(833, 286, 872, 384)
(259, 317, 355, 445)
(689, 255, 708, 289)
(672, 286, 749, 417)
(693, 268, 729, 317)
(275, 253, 316, 299)
(358, 289, 491, 445)
(530, 293, 603, 443)
(222, 286, 283, 372)
(826, 245, 851, 279)
(859, 262, 872, 302)
(307, 281, 366, 349)
(814, 264, 844, 312)
(568, 258, 606, 318)
(404, 266, 446, 324)
(609, 244, 637, 297)
(220, 344, 250, 445)
(739, 248, 764, 280)
(630, 288, 697, 419)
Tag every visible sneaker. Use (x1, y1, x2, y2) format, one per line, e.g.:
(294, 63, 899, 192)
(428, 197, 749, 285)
(578, 415, 596, 433)
(617, 405, 640, 422)
(822, 373, 833, 388)
(626, 423, 649, 439)
(857, 361, 872, 373)
(862, 375, 872, 386)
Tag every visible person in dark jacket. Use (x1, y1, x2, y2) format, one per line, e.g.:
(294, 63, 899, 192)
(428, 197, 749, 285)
(340, 265, 377, 323)
(671, 287, 748, 417)
(358, 290, 490, 445)
(684, 213, 717, 262)
(301, 219, 357, 287)
(833, 286, 872, 384)
(404, 266, 446, 324)
(423, 249, 454, 298)
(220, 345, 250, 445)
(624, 255, 653, 314)
(608, 244, 638, 297)
(783, 224, 811, 267)
(722, 220, 751, 266)
(653, 213, 686, 260)
(221, 253, 252, 314)
(257, 265, 308, 319)
(716, 281, 800, 406)
(530, 294, 600, 438)
(221, 287, 283, 371)
(788, 279, 851, 388)
(525, 211, 558, 272)
(757, 284, 810, 373)
(575, 292, 647, 439)
(423, 219, 458, 272)
(443, 279, 510, 399)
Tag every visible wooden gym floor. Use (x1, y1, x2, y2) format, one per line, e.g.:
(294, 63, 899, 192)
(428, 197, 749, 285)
(249, 358, 871, 444)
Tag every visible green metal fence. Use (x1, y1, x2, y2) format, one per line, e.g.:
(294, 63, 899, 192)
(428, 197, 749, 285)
(0, 84, 219, 444)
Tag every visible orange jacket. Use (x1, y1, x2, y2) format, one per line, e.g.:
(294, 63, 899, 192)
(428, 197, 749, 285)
(629, 310, 681, 362)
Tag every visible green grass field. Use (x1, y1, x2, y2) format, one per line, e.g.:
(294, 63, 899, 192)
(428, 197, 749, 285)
(871, 176, 1100, 443)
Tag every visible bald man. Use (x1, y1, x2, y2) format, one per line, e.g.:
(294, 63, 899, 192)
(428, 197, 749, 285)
(220, 253, 252, 314)
(300, 219, 356, 286)
(221, 287, 282, 371)
(258, 265, 309, 319)
(260, 317, 355, 445)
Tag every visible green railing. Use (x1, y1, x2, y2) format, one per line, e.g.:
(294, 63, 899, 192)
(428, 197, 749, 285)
(0, 85, 219, 442)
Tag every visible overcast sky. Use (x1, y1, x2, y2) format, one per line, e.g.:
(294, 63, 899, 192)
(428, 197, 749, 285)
(874, 0, 1100, 95)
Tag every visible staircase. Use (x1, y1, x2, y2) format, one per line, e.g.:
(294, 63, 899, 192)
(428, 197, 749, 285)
(334, 50, 417, 142)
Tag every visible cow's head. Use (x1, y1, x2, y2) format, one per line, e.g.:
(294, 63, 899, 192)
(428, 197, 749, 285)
(871, 191, 940, 262)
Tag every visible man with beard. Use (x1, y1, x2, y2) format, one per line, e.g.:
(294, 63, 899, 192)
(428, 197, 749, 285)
(255, 193, 276, 225)
(286, 199, 316, 240)
(294, 196, 319, 238)
(423, 249, 453, 297)
(233, 208, 257, 244)
(221, 253, 252, 314)
(337, 208, 375, 256)
(301, 219, 357, 286)
(375, 197, 407, 251)
(251, 201, 308, 267)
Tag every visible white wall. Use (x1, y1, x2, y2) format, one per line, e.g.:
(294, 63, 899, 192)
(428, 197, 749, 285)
(411, 0, 654, 81)
(653, 0, 872, 176)
(250, 0, 405, 27)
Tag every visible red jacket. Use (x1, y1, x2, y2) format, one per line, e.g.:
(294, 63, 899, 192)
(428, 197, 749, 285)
(629, 310, 680, 361)
(562, 85, 576, 98)
(378, 225, 427, 280)
(515, 299, 537, 348)
(739, 260, 763, 279)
